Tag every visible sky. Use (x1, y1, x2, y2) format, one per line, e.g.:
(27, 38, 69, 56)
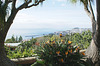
(6, 0, 96, 39)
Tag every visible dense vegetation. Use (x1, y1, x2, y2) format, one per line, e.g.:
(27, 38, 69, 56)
(38, 30, 92, 49)
(65, 30, 92, 49)
(33, 40, 89, 66)
(5, 38, 37, 59)
(5, 30, 92, 66)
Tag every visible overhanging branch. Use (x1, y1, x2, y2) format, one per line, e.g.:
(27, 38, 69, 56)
(25, 0, 45, 8)
(17, 0, 32, 10)
(17, 0, 45, 10)
(84, 4, 91, 18)
(88, 0, 95, 20)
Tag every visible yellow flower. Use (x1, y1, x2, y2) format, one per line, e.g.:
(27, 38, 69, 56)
(65, 51, 68, 55)
(61, 39, 63, 42)
(71, 49, 72, 53)
(68, 41, 72, 44)
(59, 33, 62, 38)
(52, 41, 55, 44)
(46, 40, 49, 44)
(77, 46, 81, 49)
(68, 49, 72, 53)
(76, 48, 78, 51)
(81, 52, 85, 55)
(61, 39, 65, 43)
(60, 58, 64, 62)
(56, 51, 60, 55)
(76, 46, 81, 51)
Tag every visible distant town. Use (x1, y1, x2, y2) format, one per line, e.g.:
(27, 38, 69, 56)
(49, 27, 92, 36)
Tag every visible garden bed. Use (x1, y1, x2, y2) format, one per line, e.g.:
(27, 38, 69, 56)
(10, 49, 86, 66)
(11, 57, 36, 64)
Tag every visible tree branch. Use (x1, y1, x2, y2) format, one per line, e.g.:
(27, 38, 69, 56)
(25, 0, 45, 8)
(8, 0, 12, 3)
(81, 0, 90, 17)
(84, 4, 91, 18)
(17, 0, 32, 10)
(88, 0, 96, 38)
(17, 0, 45, 10)
(88, 0, 95, 20)
(4, 0, 12, 5)
(7, 9, 18, 24)
(12, 0, 17, 9)
(5, 9, 18, 39)
(83, 0, 96, 38)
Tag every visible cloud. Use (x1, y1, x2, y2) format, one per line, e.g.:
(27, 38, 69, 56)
(52, 1, 56, 5)
(61, 4, 66, 7)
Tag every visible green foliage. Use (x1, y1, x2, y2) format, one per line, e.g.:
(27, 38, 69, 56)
(5, 35, 23, 43)
(43, 30, 92, 49)
(7, 46, 36, 59)
(69, 0, 94, 7)
(18, 38, 37, 48)
(19, 36, 23, 42)
(5, 39, 12, 43)
(31, 60, 45, 66)
(36, 30, 92, 50)
(6, 30, 91, 66)
(44, 34, 54, 38)
(6, 38, 37, 59)
(50, 35, 60, 41)
(70, 0, 77, 3)
(11, 35, 16, 42)
(36, 40, 88, 66)
(65, 30, 92, 49)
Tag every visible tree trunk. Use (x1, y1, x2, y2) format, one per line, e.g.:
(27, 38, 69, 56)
(0, 17, 17, 65)
(0, 5, 18, 65)
(86, 39, 100, 66)
(86, 0, 100, 66)
(0, 35, 17, 66)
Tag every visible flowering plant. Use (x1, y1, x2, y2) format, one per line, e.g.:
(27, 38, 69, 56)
(37, 40, 89, 66)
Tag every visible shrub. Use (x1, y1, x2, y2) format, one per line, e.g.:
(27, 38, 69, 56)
(7, 46, 36, 59)
(36, 40, 89, 66)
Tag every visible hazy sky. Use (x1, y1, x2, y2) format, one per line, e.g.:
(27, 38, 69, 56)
(7, 0, 96, 39)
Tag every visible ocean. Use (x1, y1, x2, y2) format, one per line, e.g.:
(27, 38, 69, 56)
(6, 28, 70, 40)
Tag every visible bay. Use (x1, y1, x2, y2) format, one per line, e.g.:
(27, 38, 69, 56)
(6, 28, 71, 40)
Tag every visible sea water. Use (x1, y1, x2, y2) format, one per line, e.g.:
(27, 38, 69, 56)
(6, 28, 70, 40)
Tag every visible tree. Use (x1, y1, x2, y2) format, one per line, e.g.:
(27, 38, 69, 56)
(19, 36, 23, 42)
(0, 0, 45, 66)
(70, 0, 100, 66)
(5, 35, 21, 43)
(11, 35, 15, 42)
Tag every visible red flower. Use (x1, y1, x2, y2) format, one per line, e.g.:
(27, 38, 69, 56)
(35, 42, 40, 46)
